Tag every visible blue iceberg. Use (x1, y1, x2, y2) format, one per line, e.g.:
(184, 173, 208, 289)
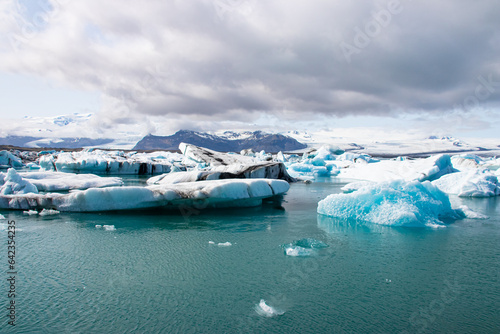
(317, 180, 462, 227)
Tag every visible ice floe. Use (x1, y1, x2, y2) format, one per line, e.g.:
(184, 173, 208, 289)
(0, 214, 5, 219)
(318, 180, 462, 227)
(254, 299, 285, 317)
(0, 179, 289, 212)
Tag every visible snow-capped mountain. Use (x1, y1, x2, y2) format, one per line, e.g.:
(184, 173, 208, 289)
(133, 130, 308, 152)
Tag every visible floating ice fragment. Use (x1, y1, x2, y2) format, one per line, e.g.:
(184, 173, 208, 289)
(103, 225, 116, 231)
(217, 242, 232, 247)
(39, 209, 60, 216)
(285, 246, 315, 257)
(0, 214, 5, 220)
(208, 241, 215, 244)
(282, 238, 328, 256)
(95, 225, 102, 228)
(255, 299, 285, 317)
(23, 210, 38, 215)
(457, 205, 489, 219)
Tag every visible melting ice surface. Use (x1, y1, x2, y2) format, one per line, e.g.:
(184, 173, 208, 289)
(317, 180, 462, 227)
(255, 299, 285, 317)
(282, 238, 329, 256)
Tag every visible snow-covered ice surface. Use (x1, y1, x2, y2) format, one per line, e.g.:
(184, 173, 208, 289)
(20, 171, 123, 191)
(337, 154, 455, 182)
(432, 169, 500, 197)
(317, 180, 464, 228)
(0, 179, 289, 212)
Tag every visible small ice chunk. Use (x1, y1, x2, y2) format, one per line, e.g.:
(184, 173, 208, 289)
(282, 238, 328, 256)
(39, 209, 60, 216)
(0, 214, 5, 220)
(208, 241, 215, 244)
(103, 225, 116, 231)
(95, 225, 102, 228)
(23, 210, 38, 215)
(217, 242, 232, 247)
(285, 246, 315, 257)
(255, 299, 285, 317)
(457, 205, 489, 219)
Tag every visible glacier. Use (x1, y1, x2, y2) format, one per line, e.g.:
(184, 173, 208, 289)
(317, 180, 462, 227)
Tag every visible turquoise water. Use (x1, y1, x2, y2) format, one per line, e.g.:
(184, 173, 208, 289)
(1, 179, 499, 333)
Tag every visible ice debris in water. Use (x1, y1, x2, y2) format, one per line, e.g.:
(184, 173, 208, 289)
(103, 225, 116, 231)
(208, 241, 215, 244)
(255, 299, 285, 317)
(457, 205, 489, 219)
(39, 209, 60, 216)
(282, 238, 329, 257)
(0, 214, 5, 220)
(218, 242, 232, 247)
(318, 180, 462, 228)
(95, 225, 102, 228)
(23, 210, 38, 215)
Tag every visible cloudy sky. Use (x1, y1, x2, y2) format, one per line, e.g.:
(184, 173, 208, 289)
(0, 0, 499, 139)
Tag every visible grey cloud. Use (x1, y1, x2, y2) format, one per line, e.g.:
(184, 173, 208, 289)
(0, 0, 499, 126)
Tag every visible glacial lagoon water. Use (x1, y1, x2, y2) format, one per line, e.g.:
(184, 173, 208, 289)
(1, 177, 499, 333)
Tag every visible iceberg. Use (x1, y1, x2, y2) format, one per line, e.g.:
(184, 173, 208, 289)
(0, 151, 23, 168)
(431, 169, 500, 197)
(147, 161, 295, 185)
(179, 143, 257, 166)
(0, 179, 289, 212)
(317, 180, 462, 227)
(20, 171, 123, 191)
(38, 149, 180, 175)
(0, 169, 38, 195)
